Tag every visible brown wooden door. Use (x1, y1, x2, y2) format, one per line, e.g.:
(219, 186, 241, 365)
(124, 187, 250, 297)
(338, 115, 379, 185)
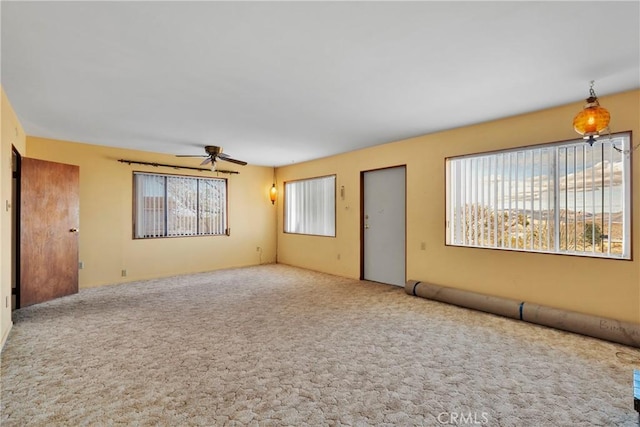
(20, 158, 79, 307)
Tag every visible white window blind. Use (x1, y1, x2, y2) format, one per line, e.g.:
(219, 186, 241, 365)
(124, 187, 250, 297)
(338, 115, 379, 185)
(446, 133, 631, 259)
(134, 172, 227, 238)
(284, 175, 336, 236)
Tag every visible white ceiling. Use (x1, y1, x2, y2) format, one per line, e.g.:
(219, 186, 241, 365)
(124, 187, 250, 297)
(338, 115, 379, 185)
(2, 1, 639, 167)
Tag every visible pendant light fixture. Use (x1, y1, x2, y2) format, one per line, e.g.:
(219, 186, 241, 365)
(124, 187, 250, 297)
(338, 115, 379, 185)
(572, 80, 610, 146)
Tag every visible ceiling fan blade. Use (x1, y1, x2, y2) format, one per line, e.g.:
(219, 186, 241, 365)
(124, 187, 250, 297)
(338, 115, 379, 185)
(176, 155, 208, 158)
(219, 157, 247, 166)
(200, 157, 213, 166)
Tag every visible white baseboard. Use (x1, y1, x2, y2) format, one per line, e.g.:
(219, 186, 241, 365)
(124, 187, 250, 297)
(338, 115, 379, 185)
(1, 321, 13, 351)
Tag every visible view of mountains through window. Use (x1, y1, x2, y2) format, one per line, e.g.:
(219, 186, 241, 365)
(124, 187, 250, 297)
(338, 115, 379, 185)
(446, 133, 630, 259)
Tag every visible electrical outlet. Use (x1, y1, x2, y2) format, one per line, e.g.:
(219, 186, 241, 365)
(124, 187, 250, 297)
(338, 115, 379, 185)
(420, 242, 426, 250)
(78, 261, 84, 270)
(121, 269, 127, 277)
(337, 253, 341, 260)
(256, 246, 261, 252)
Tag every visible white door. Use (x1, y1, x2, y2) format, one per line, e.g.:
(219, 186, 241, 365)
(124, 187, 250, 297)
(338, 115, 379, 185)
(363, 166, 406, 286)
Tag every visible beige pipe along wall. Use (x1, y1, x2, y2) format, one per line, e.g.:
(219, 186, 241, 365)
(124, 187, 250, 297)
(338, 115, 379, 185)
(406, 280, 640, 349)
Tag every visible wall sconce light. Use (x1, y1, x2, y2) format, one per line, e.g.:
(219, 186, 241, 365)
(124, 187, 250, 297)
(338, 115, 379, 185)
(572, 80, 610, 146)
(270, 168, 277, 205)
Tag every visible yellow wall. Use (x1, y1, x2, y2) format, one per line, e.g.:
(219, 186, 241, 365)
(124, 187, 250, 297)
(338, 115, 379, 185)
(27, 137, 277, 288)
(1, 88, 27, 347)
(3, 88, 639, 345)
(276, 89, 640, 323)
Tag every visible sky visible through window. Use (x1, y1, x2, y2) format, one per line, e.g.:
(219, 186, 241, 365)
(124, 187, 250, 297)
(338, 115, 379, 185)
(447, 134, 630, 258)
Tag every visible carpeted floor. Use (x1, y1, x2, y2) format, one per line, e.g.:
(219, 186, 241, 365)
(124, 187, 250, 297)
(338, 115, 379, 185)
(1, 264, 639, 426)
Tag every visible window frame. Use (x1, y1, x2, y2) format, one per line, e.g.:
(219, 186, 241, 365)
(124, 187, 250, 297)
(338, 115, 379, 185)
(132, 171, 229, 239)
(444, 132, 632, 260)
(283, 174, 337, 237)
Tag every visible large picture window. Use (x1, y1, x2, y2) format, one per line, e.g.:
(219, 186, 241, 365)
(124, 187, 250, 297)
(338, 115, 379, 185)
(446, 133, 631, 259)
(134, 172, 227, 238)
(284, 175, 336, 236)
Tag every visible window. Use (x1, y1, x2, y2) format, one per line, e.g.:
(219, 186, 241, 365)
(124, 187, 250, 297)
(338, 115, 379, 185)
(284, 175, 336, 236)
(446, 133, 631, 259)
(134, 172, 227, 238)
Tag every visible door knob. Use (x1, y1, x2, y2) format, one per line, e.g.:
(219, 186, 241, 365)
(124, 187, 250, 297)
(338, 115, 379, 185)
(69, 228, 79, 233)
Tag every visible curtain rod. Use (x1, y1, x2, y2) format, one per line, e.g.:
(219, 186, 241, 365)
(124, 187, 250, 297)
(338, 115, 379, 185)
(118, 159, 240, 174)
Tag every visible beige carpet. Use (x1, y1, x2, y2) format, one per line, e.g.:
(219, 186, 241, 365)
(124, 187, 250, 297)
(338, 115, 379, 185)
(1, 264, 639, 426)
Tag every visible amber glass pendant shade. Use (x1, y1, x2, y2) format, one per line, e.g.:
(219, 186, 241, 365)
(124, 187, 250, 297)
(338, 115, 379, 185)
(573, 102, 610, 136)
(573, 81, 610, 146)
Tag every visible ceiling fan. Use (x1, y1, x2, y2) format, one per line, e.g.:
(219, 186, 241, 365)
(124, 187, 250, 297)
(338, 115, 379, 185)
(176, 146, 247, 170)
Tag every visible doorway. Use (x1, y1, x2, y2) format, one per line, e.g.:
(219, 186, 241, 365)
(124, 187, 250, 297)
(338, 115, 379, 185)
(361, 166, 406, 286)
(11, 148, 20, 309)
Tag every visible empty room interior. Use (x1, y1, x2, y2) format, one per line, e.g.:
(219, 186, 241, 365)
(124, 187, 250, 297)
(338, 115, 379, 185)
(1, 1, 640, 426)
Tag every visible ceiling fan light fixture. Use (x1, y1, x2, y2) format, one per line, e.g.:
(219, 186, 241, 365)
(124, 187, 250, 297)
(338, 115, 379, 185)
(176, 145, 247, 168)
(573, 81, 610, 146)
